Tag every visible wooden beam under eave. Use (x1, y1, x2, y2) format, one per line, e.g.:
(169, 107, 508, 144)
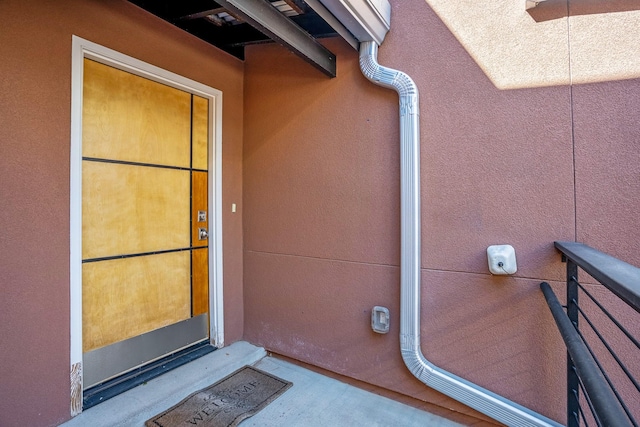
(215, 0, 337, 77)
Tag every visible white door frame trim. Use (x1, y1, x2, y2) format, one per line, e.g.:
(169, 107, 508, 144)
(70, 35, 225, 415)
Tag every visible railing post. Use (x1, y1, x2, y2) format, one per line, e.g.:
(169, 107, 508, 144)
(565, 256, 580, 427)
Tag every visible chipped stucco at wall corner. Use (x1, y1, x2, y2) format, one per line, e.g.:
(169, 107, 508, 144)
(425, 0, 640, 89)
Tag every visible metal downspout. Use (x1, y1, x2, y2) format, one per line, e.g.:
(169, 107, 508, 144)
(358, 41, 561, 427)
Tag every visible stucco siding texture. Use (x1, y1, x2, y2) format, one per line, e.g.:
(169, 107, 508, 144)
(573, 79, 640, 266)
(243, 44, 400, 266)
(385, 5, 575, 282)
(0, 1, 244, 426)
(243, 251, 567, 423)
(243, 0, 585, 424)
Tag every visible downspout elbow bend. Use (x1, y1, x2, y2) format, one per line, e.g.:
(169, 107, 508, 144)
(359, 41, 418, 99)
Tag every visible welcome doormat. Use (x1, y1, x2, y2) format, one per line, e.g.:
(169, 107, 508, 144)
(146, 366, 292, 427)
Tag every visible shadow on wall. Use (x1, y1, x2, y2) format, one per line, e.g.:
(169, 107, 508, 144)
(424, 0, 640, 89)
(528, 0, 640, 22)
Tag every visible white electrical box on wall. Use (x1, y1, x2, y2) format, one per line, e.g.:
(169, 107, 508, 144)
(487, 245, 517, 275)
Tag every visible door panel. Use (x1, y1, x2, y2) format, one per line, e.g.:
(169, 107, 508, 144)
(191, 171, 209, 248)
(191, 171, 209, 317)
(82, 162, 190, 259)
(82, 251, 191, 352)
(193, 96, 209, 170)
(191, 248, 209, 317)
(192, 95, 210, 171)
(82, 59, 192, 168)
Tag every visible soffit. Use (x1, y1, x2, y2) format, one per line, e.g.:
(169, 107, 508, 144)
(127, 0, 346, 77)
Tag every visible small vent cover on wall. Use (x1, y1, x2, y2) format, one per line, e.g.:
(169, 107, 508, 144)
(371, 306, 390, 334)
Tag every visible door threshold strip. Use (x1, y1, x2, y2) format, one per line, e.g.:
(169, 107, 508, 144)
(83, 341, 216, 409)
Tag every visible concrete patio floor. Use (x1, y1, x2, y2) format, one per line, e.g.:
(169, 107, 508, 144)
(60, 341, 464, 427)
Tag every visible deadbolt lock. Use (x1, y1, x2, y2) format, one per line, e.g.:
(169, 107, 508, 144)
(197, 210, 207, 222)
(198, 228, 208, 240)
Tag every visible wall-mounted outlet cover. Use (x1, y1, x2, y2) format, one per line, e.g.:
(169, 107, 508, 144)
(371, 306, 390, 334)
(487, 244, 517, 275)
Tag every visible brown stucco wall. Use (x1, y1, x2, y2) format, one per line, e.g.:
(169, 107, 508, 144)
(573, 79, 640, 263)
(1, 0, 637, 425)
(243, 0, 639, 424)
(0, 1, 244, 426)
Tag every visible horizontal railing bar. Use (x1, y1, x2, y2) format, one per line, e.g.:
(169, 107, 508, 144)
(574, 319, 639, 426)
(570, 384, 588, 427)
(573, 389, 588, 427)
(576, 303, 640, 395)
(576, 282, 640, 350)
(540, 282, 634, 427)
(569, 363, 580, 427)
(555, 241, 640, 313)
(577, 376, 599, 427)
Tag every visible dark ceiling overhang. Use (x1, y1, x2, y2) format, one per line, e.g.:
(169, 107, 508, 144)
(127, 0, 351, 77)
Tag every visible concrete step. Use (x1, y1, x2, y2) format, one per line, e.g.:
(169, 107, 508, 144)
(60, 341, 462, 427)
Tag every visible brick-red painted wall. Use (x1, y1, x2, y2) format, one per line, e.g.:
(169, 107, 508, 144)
(243, 0, 640, 424)
(0, 1, 244, 425)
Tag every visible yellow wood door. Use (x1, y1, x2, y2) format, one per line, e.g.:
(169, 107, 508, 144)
(81, 59, 210, 386)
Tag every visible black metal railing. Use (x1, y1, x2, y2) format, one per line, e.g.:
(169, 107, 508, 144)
(541, 241, 640, 427)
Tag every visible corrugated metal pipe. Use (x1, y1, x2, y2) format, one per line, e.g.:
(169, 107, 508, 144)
(358, 41, 561, 427)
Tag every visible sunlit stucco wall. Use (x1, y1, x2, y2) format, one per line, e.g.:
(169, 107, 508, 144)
(427, 0, 640, 89)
